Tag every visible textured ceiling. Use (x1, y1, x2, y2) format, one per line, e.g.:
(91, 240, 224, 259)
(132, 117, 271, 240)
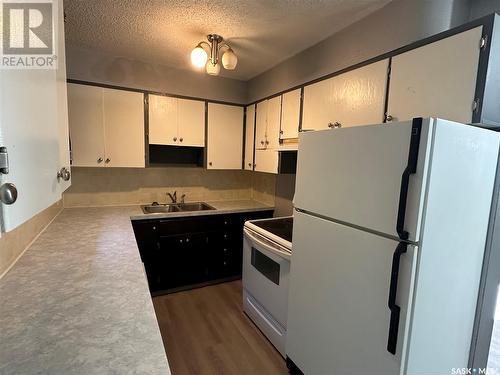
(64, 0, 391, 81)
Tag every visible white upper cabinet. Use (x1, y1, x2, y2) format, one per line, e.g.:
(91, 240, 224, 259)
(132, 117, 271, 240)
(266, 96, 281, 149)
(68, 84, 105, 167)
(68, 84, 145, 168)
(244, 104, 256, 171)
(102, 88, 145, 168)
(387, 27, 482, 124)
(148, 95, 177, 146)
(177, 99, 205, 147)
(149, 95, 205, 147)
(302, 59, 389, 130)
(280, 89, 301, 140)
(255, 100, 268, 150)
(255, 96, 281, 149)
(207, 103, 244, 170)
(254, 150, 278, 174)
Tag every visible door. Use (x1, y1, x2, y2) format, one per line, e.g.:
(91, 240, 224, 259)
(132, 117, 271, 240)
(286, 211, 417, 375)
(0, 0, 69, 232)
(67, 84, 105, 167)
(266, 96, 281, 149)
(177, 98, 205, 147)
(302, 59, 388, 131)
(207, 103, 243, 170)
(148, 94, 177, 145)
(387, 26, 482, 124)
(255, 100, 268, 150)
(254, 149, 278, 174)
(244, 104, 255, 170)
(280, 89, 301, 140)
(102, 88, 145, 167)
(294, 119, 433, 242)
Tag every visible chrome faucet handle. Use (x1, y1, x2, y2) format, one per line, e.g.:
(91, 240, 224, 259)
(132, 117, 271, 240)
(180, 194, 186, 204)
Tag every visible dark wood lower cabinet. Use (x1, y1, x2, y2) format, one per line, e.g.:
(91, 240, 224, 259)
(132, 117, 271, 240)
(132, 209, 273, 295)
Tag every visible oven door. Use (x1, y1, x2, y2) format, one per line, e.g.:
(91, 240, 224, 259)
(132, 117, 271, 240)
(243, 227, 290, 328)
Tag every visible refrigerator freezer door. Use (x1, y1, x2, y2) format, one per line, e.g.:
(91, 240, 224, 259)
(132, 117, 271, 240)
(294, 119, 432, 242)
(286, 211, 417, 374)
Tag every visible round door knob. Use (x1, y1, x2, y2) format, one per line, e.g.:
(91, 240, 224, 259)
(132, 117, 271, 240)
(179, 239, 183, 244)
(173, 137, 177, 141)
(248, 163, 251, 167)
(209, 162, 213, 166)
(105, 158, 110, 164)
(186, 238, 190, 243)
(265, 140, 269, 145)
(179, 138, 183, 142)
(328, 122, 342, 129)
(386, 114, 394, 122)
(57, 167, 71, 181)
(0, 182, 17, 205)
(280, 130, 284, 134)
(260, 140, 264, 145)
(97, 157, 103, 163)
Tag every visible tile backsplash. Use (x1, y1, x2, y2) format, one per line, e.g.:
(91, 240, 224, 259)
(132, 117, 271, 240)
(63, 167, 277, 207)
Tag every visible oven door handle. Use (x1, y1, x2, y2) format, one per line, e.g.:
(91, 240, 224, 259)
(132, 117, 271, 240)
(244, 228, 291, 260)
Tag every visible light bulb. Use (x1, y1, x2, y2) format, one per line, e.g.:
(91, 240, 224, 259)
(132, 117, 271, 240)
(222, 48, 237, 70)
(191, 45, 207, 68)
(206, 61, 220, 76)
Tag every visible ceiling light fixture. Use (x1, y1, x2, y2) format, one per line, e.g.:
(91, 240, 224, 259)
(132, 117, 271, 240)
(190, 34, 238, 76)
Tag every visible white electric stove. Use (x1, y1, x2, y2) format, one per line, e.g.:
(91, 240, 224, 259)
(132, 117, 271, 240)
(242, 216, 293, 357)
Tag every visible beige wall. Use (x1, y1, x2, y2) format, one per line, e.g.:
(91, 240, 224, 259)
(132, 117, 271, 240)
(0, 200, 62, 278)
(247, 0, 471, 102)
(63, 167, 276, 208)
(66, 46, 248, 104)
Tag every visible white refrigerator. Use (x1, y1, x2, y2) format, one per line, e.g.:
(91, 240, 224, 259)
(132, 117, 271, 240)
(286, 118, 500, 375)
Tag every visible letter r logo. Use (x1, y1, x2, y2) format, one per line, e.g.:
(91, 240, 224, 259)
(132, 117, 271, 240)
(3, 2, 53, 55)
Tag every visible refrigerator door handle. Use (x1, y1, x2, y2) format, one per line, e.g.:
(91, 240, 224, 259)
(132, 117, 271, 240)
(396, 117, 423, 240)
(387, 242, 408, 355)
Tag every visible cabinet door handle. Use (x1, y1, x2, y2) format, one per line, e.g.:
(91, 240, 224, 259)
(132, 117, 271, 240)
(179, 138, 183, 142)
(173, 137, 177, 142)
(248, 163, 252, 167)
(105, 158, 110, 164)
(265, 140, 269, 145)
(260, 140, 264, 145)
(97, 157, 103, 163)
(386, 114, 394, 122)
(209, 162, 213, 166)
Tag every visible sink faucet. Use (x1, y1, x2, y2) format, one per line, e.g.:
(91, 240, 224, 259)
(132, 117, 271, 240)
(167, 191, 177, 203)
(180, 194, 186, 204)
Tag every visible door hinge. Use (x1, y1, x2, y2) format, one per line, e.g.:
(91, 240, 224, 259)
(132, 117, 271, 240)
(472, 98, 480, 113)
(480, 36, 488, 50)
(0, 147, 9, 174)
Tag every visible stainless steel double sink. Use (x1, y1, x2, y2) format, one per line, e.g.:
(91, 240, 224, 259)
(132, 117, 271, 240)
(141, 202, 216, 214)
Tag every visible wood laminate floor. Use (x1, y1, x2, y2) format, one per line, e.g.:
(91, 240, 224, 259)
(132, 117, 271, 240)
(153, 280, 288, 375)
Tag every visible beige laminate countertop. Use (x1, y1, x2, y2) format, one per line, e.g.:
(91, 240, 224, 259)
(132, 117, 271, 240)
(0, 200, 274, 375)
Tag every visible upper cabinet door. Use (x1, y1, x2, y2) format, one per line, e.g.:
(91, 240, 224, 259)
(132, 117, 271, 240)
(254, 149, 278, 174)
(0, 0, 69, 232)
(207, 103, 244, 170)
(302, 77, 334, 131)
(280, 89, 301, 140)
(103, 88, 145, 168)
(68, 84, 105, 167)
(266, 96, 282, 149)
(244, 104, 256, 171)
(302, 59, 388, 130)
(149, 94, 177, 145)
(329, 59, 388, 128)
(255, 100, 268, 150)
(177, 98, 205, 147)
(387, 26, 482, 124)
